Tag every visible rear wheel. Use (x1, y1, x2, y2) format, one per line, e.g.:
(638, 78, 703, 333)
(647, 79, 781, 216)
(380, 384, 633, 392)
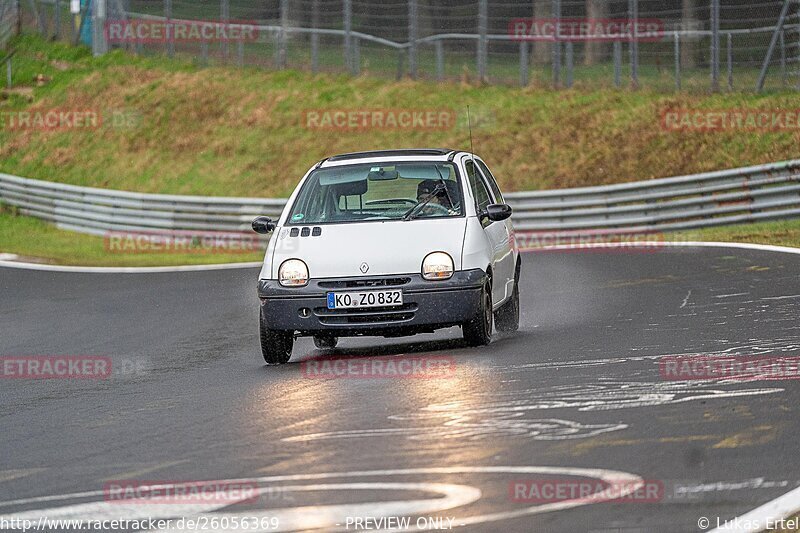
(313, 335, 338, 350)
(259, 307, 293, 365)
(463, 278, 493, 346)
(495, 262, 520, 332)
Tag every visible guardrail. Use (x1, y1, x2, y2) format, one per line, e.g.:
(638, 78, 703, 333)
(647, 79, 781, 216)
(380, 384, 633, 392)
(0, 173, 286, 237)
(1, 159, 800, 238)
(504, 159, 800, 234)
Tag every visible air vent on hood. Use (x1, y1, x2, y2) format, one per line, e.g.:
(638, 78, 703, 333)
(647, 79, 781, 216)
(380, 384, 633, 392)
(288, 226, 322, 237)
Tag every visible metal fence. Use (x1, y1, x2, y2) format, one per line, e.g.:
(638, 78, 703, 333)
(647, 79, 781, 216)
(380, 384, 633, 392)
(0, 0, 18, 49)
(2, 160, 799, 238)
(14, 0, 800, 91)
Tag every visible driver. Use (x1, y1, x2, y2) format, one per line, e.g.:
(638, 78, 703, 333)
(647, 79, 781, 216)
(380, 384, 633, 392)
(416, 179, 457, 212)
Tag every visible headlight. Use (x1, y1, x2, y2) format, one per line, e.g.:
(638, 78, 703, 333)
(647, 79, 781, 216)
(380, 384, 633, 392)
(422, 252, 454, 280)
(279, 259, 309, 287)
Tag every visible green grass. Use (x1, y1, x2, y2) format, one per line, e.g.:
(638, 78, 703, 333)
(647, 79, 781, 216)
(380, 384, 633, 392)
(673, 218, 800, 249)
(2, 206, 798, 267)
(0, 209, 265, 266)
(3, 33, 800, 200)
(2, 33, 800, 266)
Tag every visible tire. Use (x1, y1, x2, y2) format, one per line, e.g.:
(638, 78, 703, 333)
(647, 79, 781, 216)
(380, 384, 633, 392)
(259, 307, 293, 365)
(463, 278, 493, 346)
(495, 264, 520, 333)
(313, 335, 338, 350)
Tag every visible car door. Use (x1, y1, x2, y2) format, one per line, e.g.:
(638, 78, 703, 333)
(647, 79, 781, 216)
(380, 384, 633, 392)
(464, 158, 513, 307)
(474, 158, 516, 304)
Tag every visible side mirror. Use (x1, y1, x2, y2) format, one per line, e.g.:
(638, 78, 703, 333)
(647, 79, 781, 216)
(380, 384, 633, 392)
(481, 203, 513, 222)
(252, 216, 276, 234)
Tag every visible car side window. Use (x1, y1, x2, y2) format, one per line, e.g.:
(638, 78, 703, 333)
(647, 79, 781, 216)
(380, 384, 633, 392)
(465, 160, 493, 213)
(476, 160, 504, 204)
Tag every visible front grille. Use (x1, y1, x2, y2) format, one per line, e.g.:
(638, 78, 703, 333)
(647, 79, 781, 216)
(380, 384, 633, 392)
(318, 277, 412, 289)
(314, 303, 417, 325)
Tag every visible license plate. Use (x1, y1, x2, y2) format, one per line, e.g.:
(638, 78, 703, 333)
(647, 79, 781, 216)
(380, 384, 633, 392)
(327, 289, 403, 309)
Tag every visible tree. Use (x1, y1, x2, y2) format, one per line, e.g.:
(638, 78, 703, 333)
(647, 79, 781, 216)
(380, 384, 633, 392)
(681, 0, 698, 67)
(532, 0, 550, 64)
(584, 0, 609, 65)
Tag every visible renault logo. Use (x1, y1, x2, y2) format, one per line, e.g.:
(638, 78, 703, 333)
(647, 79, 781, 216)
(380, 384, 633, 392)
(360, 262, 369, 274)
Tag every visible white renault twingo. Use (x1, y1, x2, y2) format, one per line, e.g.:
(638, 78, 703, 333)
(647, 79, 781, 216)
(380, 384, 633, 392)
(252, 149, 520, 364)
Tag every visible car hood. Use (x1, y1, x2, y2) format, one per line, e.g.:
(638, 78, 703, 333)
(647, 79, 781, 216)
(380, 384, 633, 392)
(266, 218, 467, 279)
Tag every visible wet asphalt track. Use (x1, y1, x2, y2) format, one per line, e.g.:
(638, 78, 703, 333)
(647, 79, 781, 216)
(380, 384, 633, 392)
(1, 246, 800, 532)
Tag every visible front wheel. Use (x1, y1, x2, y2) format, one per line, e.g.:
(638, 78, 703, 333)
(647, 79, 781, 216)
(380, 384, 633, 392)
(463, 278, 492, 346)
(259, 307, 293, 365)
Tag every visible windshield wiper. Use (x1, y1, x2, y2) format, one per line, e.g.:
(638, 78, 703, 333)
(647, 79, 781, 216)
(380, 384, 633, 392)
(401, 182, 445, 221)
(433, 164, 454, 209)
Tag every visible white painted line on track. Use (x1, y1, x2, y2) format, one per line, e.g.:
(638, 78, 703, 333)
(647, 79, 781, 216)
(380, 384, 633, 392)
(0, 260, 263, 273)
(151, 482, 481, 533)
(523, 241, 800, 256)
(680, 289, 693, 309)
(709, 484, 800, 532)
(0, 466, 644, 531)
(0, 241, 798, 274)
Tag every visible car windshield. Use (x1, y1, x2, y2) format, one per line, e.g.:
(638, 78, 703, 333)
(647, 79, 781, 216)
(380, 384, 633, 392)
(285, 162, 464, 225)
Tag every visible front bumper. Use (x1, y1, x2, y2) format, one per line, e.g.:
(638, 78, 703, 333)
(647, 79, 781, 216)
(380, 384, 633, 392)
(258, 269, 486, 337)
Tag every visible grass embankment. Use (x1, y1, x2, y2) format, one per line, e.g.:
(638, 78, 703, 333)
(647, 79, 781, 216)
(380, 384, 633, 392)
(3, 34, 800, 197)
(674, 219, 800, 249)
(1, 34, 800, 265)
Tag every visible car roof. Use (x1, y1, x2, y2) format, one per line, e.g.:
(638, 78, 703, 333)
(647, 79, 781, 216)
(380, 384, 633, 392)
(318, 149, 471, 168)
